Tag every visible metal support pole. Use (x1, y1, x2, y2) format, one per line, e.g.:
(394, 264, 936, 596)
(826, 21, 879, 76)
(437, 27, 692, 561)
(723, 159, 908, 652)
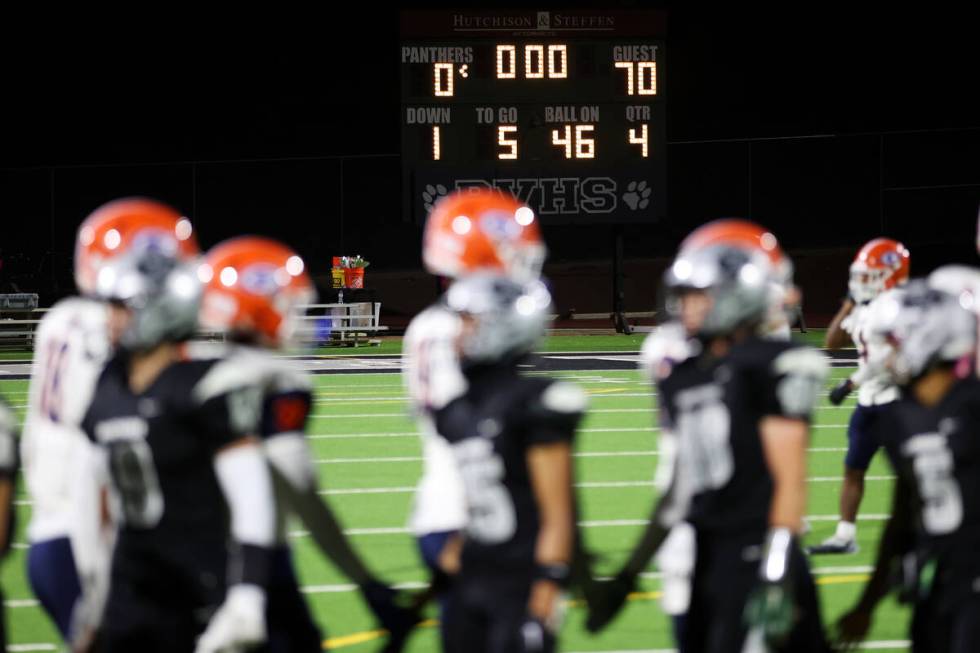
(612, 225, 631, 334)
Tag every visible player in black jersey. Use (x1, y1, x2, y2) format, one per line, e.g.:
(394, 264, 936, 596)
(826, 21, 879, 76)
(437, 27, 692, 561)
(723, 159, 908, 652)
(0, 397, 18, 652)
(197, 236, 420, 652)
(433, 274, 586, 653)
(76, 199, 277, 653)
(586, 220, 830, 653)
(837, 282, 980, 652)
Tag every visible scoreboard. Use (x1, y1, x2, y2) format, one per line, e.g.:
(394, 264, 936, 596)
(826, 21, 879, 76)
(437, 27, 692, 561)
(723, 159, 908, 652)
(400, 9, 667, 224)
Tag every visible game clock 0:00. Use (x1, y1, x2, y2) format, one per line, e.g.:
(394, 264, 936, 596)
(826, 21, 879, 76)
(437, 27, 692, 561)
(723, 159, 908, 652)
(400, 10, 666, 225)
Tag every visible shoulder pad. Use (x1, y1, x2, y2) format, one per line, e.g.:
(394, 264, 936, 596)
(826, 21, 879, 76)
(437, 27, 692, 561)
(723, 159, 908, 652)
(184, 340, 233, 360)
(0, 400, 14, 435)
(640, 323, 693, 380)
(772, 347, 829, 416)
(929, 265, 980, 304)
(540, 381, 589, 414)
(405, 305, 461, 345)
(0, 401, 16, 470)
(772, 346, 829, 376)
(38, 297, 106, 335)
(192, 355, 272, 404)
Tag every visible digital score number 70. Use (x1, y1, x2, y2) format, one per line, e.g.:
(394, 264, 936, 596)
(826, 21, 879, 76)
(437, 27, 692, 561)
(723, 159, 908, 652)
(430, 123, 650, 160)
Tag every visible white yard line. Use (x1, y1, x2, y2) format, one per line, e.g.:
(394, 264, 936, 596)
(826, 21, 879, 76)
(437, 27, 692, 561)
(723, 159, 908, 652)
(563, 647, 907, 653)
(305, 426, 850, 440)
(306, 426, 659, 440)
(15, 471, 886, 506)
(283, 512, 892, 539)
(311, 447, 860, 465)
(0, 644, 908, 653)
(312, 392, 659, 402)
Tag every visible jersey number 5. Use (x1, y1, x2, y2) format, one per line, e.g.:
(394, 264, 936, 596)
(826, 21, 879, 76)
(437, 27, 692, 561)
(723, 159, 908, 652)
(454, 438, 517, 544)
(908, 437, 963, 535)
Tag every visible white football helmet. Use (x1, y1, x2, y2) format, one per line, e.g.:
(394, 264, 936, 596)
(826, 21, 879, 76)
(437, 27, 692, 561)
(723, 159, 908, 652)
(865, 280, 976, 385)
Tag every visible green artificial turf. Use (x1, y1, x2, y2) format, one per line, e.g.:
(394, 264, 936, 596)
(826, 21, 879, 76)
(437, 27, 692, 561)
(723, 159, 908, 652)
(0, 336, 907, 652)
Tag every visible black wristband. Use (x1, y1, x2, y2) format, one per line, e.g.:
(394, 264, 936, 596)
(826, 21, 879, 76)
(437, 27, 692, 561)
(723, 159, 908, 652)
(229, 543, 274, 587)
(534, 562, 571, 587)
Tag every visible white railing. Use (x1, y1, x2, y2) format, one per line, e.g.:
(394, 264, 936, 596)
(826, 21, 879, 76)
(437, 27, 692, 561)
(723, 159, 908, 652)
(0, 302, 389, 349)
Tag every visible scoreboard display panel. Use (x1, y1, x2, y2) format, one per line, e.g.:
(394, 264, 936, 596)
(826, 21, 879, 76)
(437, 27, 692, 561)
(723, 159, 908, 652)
(400, 9, 666, 224)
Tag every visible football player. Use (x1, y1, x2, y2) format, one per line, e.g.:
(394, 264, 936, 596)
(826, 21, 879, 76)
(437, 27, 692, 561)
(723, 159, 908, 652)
(809, 238, 910, 554)
(0, 397, 18, 650)
(636, 321, 696, 649)
(586, 220, 830, 653)
(836, 282, 980, 652)
(402, 188, 546, 638)
(435, 273, 585, 653)
(928, 265, 980, 375)
(75, 198, 277, 652)
(198, 236, 419, 651)
(21, 208, 116, 644)
(617, 219, 800, 650)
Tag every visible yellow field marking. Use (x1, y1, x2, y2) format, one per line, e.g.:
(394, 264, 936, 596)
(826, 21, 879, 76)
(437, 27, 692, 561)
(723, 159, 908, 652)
(815, 573, 870, 586)
(321, 574, 873, 650)
(585, 388, 629, 395)
(323, 619, 438, 649)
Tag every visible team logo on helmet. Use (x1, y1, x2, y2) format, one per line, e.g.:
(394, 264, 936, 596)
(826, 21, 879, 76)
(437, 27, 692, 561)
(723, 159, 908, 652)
(479, 210, 523, 241)
(240, 264, 281, 296)
(881, 251, 900, 268)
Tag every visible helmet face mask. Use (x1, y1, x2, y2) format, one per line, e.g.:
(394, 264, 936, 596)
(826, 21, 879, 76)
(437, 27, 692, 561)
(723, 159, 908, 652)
(199, 237, 317, 351)
(664, 244, 774, 338)
(849, 263, 891, 304)
(119, 262, 203, 351)
(866, 282, 976, 386)
(848, 238, 910, 304)
(445, 274, 551, 366)
(74, 198, 202, 351)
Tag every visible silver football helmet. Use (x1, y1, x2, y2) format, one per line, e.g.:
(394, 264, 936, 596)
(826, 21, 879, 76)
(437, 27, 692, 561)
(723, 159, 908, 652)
(865, 280, 976, 385)
(96, 243, 203, 351)
(444, 273, 551, 365)
(663, 243, 778, 337)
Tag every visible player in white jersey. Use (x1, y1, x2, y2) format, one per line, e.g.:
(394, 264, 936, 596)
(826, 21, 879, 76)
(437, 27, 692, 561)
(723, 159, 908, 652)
(0, 396, 19, 650)
(636, 321, 697, 648)
(928, 264, 980, 375)
(404, 188, 546, 642)
(809, 237, 910, 554)
(198, 236, 419, 651)
(20, 225, 126, 640)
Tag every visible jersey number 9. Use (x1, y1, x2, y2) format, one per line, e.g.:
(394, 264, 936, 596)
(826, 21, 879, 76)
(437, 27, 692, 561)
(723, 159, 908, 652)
(108, 440, 165, 529)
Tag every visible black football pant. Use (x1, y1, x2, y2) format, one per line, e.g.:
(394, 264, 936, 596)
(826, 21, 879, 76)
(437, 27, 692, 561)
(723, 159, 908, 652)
(684, 530, 830, 653)
(912, 587, 980, 652)
(445, 573, 554, 653)
(264, 546, 322, 653)
(96, 575, 210, 652)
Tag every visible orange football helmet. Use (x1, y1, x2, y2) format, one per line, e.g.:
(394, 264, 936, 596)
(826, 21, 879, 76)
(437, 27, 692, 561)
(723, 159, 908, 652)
(199, 236, 316, 348)
(665, 219, 794, 336)
(75, 197, 199, 296)
(849, 237, 910, 304)
(677, 218, 792, 284)
(422, 188, 545, 282)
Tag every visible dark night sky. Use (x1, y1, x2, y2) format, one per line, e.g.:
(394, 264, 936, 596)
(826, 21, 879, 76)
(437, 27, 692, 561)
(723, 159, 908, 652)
(1, 4, 978, 314)
(4, 5, 977, 167)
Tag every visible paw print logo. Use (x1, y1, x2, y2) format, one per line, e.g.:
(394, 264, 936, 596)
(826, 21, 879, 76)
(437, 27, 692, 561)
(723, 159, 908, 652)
(622, 181, 652, 210)
(422, 184, 449, 212)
